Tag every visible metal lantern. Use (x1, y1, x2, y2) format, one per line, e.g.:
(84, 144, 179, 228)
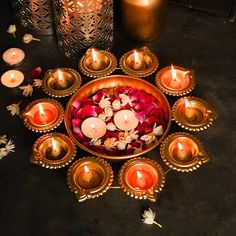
(52, 0, 114, 57)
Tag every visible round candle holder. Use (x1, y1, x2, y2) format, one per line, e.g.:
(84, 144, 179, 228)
(155, 65, 196, 96)
(79, 48, 117, 78)
(118, 157, 165, 202)
(119, 47, 159, 77)
(160, 132, 209, 172)
(67, 157, 114, 202)
(31, 133, 77, 169)
(172, 96, 218, 131)
(42, 68, 82, 98)
(21, 98, 64, 133)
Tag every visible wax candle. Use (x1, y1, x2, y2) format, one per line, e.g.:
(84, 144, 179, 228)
(81, 117, 107, 139)
(114, 110, 139, 131)
(2, 48, 25, 65)
(1, 70, 24, 88)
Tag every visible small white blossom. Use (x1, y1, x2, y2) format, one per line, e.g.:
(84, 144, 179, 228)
(0, 135, 8, 145)
(99, 95, 111, 109)
(33, 79, 42, 88)
(141, 133, 156, 145)
(142, 208, 162, 228)
(6, 102, 21, 116)
(106, 122, 116, 131)
(104, 107, 113, 117)
(22, 33, 41, 43)
(104, 138, 117, 151)
(119, 94, 133, 107)
(112, 99, 121, 110)
(98, 113, 107, 121)
(128, 130, 139, 140)
(5, 139, 15, 153)
(7, 24, 16, 38)
(90, 138, 102, 146)
(153, 124, 163, 136)
(19, 84, 33, 97)
(117, 140, 127, 150)
(0, 148, 8, 160)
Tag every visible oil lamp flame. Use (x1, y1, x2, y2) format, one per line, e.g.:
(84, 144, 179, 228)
(185, 99, 191, 109)
(177, 142, 183, 151)
(171, 65, 177, 81)
(77, 1, 83, 7)
(57, 70, 63, 82)
(51, 137, 58, 151)
(38, 103, 45, 117)
(10, 73, 14, 81)
(84, 165, 90, 173)
(137, 170, 142, 179)
(92, 48, 98, 63)
(133, 50, 140, 64)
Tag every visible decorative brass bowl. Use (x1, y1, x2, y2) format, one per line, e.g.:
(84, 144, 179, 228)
(172, 96, 218, 131)
(118, 157, 165, 202)
(42, 68, 82, 98)
(31, 132, 77, 169)
(160, 132, 209, 172)
(79, 48, 117, 78)
(155, 65, 196, 96)
(64, 75, 171, 161)
(119, 47, 159, 78)
(67, 156, 114, 202)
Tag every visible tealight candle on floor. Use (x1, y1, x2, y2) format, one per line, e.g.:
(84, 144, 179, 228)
(2, 48, 25, 65)
(1, 70, 24, 88)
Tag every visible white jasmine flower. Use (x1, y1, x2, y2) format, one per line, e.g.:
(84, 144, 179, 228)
(104, 107, 113, 117)
(142, 208, 162, 228)
(117, 140, 127, 150)
(99, 95, 111, 109)
(104, 138, 117, 151)
(33, 79, 42, 88)
(141, 133, 156, 145)
(119, 94, 133, 107)
(19, 84, 33, 97)
(128, 130, 139, 140)
(106, 122, 116, 131)
(7, 24, 16, 38)
(6, 102, 21, 116)
(5, 139, 15, 153)
(153, 124, 163, 136)
(0, 148, 8, 160)
(90, 138, 102, 146)
(0, 135, 8, 145)
(22, 33, 41, 44)
(98, 113, 107, 121)
(112, 99, 121, 110)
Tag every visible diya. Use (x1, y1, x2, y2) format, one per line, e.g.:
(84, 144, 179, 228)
(42, 68, 82, 98)
(155, 65, 196, 96)
(67, 156, 113, 202)
(118, 157, 165, 202)
(79, 48, 117, 78)
(31, 132, 77, 169)
(21, 98, 64, 133)
(119, 47, 159, 77)
(160, 132, 209, 172)
(172, 96, 218, 131)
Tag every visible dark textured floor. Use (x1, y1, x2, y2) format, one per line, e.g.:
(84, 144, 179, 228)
(0, 1, 235, 236)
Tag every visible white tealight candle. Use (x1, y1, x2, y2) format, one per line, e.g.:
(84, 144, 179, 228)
(1, 70, 24, 88)
(114, 110, 139, 131)
(81, 117, 107, 139)
(2, 48, 25, 65)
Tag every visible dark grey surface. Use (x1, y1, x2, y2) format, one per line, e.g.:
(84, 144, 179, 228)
(0, 1, 236, 236)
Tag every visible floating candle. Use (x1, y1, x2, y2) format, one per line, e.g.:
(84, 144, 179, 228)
(1, 70, 24, 88)
(114, 110, 139, 131)
(2, 48, 25, 65)
(81, 117, 107, 139)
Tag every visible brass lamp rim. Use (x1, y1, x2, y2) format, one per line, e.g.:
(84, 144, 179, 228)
(22, 98, 64, 133)
(160, 132, 210, 172)
(155, 65, 196, 96)
(67, 156, 114, 202)
(42, 68, 82, 98)
(79, 50, 117, 78)
(172, 96, 218, 131)
(118, 157, 166, 201)
(31, 132, 77, 169)
(119, 47, 159, 78)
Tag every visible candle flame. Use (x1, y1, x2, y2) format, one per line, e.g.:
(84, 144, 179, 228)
(185, 99, 191, 109)
(11, 51, 16, 57)
(10, 73, 14, 81)
(51, 137, 59, 152)
(133, 50, 140, 64)
(124, 114, 128, 122)
(84, 165, 90, 173)
(178, 142, 183, 151)
(137, 170, 142, 179)
(171, 65, 177, 81)
(92, 48, 98, 63)
(57, 70, 63, 82)
(38, 103, 45, 117)
(77, 1, 83, 7)
(91, 124, 96, 132)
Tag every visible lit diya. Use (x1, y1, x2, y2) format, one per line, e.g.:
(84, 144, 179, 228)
(155, 65, 196, 96)
(31, 133, 77, 169)
(79, 48, 117, 78)
(160, 132, 209, 172)
(21, 98, 64, 133)
(67, 156, 113, 202)
(119, 46, 159, 77)
(118, 157, 165, 202)
(42, 68, 82, 97)
(172, 96, 218, 131)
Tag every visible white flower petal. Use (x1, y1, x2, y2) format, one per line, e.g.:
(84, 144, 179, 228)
(6, 102, 21, 116)
(0, 135, 8, 145)
(107, 122, 116, 131)
(19, 84, 33, 97)
(33, 79, 42, 88)
(153, 124, 163, 136)
(22, 33, 33, 43)
(7, 24, 16, 34)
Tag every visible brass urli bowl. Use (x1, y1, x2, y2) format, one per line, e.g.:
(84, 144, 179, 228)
(64, 75, 171, 161)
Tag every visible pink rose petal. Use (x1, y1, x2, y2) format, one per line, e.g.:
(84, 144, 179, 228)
(72, 99, 81, 109)
(81, 105, 97, 119)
